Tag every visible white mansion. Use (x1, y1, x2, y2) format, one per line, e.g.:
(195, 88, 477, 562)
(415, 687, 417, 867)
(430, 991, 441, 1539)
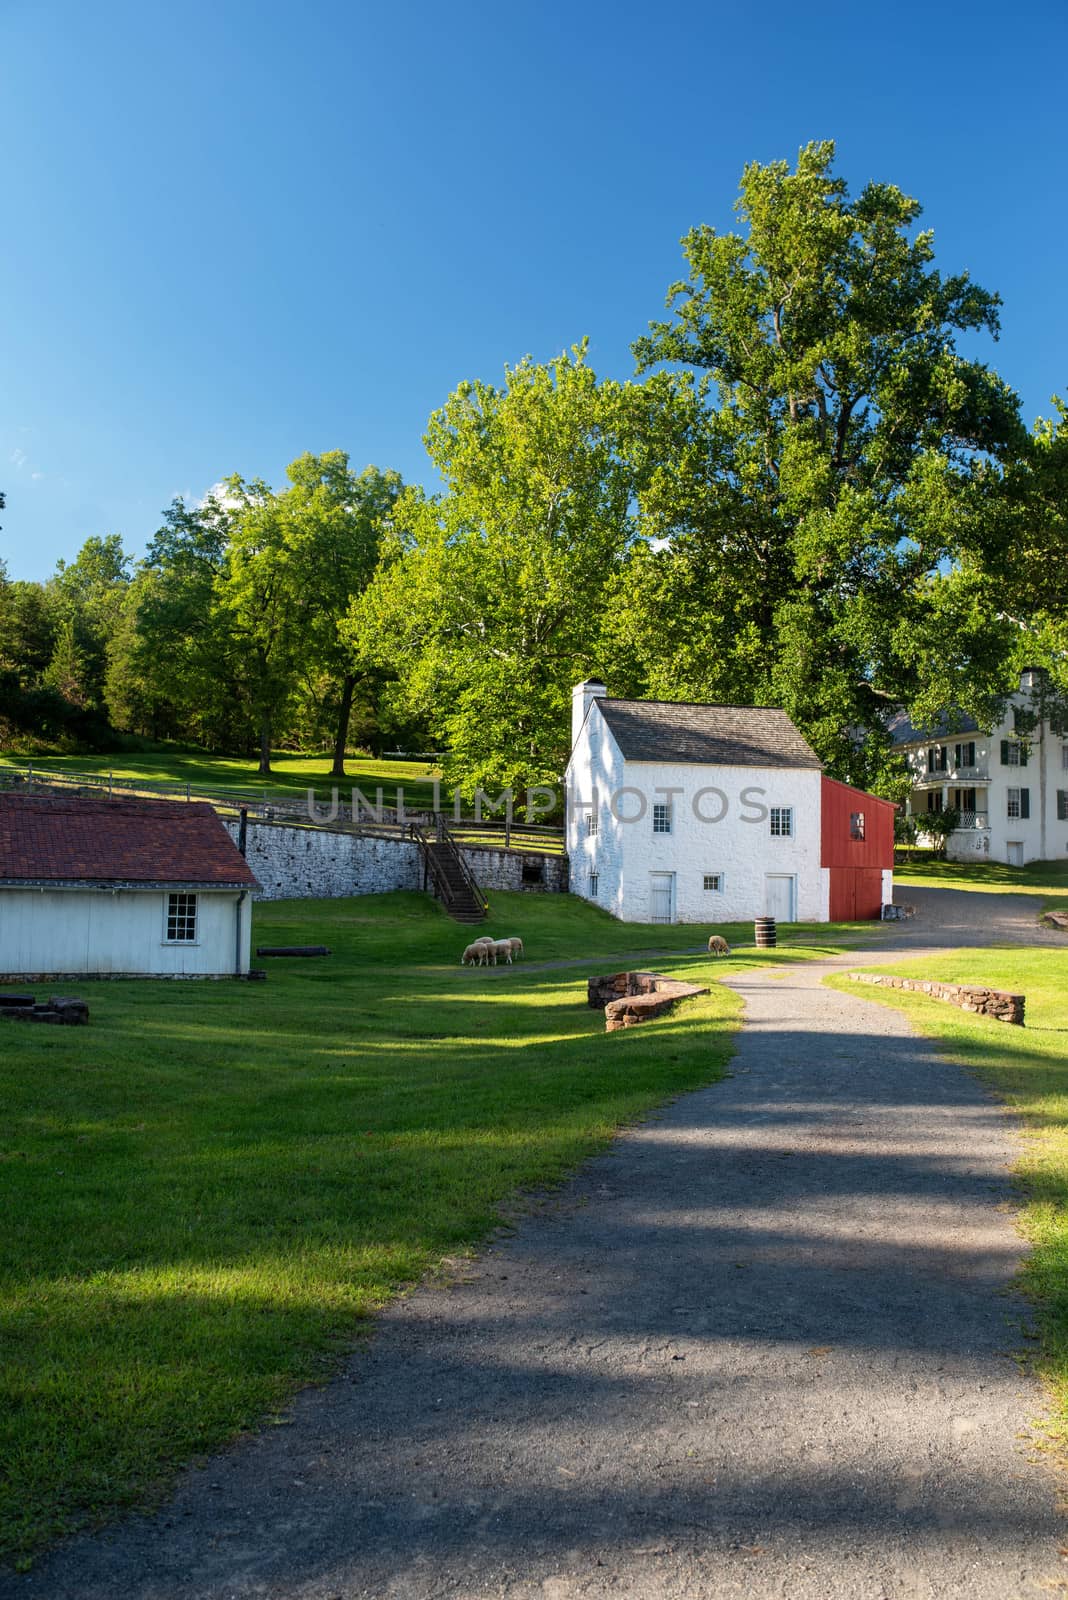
(893, 669, 1068, 865)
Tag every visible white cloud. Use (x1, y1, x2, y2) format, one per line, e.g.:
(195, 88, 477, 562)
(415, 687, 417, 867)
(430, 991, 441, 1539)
(9, 447, 26, 469)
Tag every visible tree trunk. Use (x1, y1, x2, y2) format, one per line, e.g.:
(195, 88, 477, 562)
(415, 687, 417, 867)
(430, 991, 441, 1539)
(331, 673, 356, 778)
(258, 713, 272, 776)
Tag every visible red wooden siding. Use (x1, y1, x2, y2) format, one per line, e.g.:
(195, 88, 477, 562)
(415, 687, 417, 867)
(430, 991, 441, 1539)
(821, 776, 896, 921)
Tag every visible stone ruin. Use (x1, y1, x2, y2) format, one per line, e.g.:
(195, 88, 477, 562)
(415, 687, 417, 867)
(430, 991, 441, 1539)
(847, 972, 1024, 1025)
(588, 971, 709, 1032)
(0, 995, 89, 1025)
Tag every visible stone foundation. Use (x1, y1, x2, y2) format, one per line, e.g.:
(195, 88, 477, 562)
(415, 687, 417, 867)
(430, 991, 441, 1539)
(588, 971, 709, 1032)
(847, 972, 1024, 1025)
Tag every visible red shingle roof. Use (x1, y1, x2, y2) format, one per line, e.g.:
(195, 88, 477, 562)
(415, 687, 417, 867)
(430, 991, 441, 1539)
(0, 795, 260, 888)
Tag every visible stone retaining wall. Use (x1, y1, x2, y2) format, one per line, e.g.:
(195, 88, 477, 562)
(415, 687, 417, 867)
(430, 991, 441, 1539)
(848, 972, 1025, 1025)
(224, 818, 569, 902)
(588, 971, 709, 1032)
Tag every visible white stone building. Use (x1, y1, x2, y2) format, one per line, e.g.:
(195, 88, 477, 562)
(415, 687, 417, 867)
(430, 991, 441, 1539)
(892, 669, 1068, 866)
(565, 681, 894, 924)
(0, 794, 259, 979)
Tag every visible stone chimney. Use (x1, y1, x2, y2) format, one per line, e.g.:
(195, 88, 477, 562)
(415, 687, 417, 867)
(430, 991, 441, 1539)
(572, 679, 607, 750)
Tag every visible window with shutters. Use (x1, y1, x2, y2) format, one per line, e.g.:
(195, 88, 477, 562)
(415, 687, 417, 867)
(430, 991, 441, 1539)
(927, 745, 947, 772)
(1002, 740, 1022, 767)
(1007, 789, 1021, 819)
(955, 741, 976, 768)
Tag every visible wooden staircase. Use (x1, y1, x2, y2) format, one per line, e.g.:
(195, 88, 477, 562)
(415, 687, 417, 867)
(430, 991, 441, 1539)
(410, 816, 488, 924)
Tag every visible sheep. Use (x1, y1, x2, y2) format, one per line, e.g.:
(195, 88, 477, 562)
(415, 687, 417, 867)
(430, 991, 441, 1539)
(461, 941, 492, 966)
(491, 939, 514, 965)
(707, 935, 731, 956)
(507, 937, 524, 960)
(473, 935, 495, 945)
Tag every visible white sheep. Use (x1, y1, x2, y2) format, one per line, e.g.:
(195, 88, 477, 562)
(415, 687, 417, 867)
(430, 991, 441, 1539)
(491, 939, 514, 965)
(707, 935, 730, 956)
(461, 942, 491, 966)
(506, 937, 524, 960)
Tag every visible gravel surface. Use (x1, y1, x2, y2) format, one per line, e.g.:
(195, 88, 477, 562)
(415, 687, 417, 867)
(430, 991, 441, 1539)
(6, 891, 1066, 1599)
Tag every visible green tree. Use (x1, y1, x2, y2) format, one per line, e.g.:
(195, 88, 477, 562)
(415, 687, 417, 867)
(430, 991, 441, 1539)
(281, 452, 403, 776)
(351, 347, 643, 800)
(627, 141, 1025, 784)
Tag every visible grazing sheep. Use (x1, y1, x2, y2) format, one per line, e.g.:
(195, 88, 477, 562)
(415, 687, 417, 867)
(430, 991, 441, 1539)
(491, 939, 514, 965)
(474, 935, 495, 945)
(507, 937, 524, 960)
(707, 935, 730, 956)
(462, 942, 492, 966)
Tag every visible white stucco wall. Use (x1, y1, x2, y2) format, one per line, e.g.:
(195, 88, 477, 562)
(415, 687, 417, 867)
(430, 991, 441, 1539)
(565, 698, 627, 918)
(566, 716, 828, 924)
(0, 887, 251, 977)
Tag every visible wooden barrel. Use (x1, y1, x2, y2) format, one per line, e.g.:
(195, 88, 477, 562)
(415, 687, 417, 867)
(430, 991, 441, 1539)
(754, 916, 777, 949)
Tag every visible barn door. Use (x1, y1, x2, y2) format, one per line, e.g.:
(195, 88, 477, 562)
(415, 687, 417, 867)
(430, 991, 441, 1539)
(764, 874, 796, 922)
(649, 872, 675, 924)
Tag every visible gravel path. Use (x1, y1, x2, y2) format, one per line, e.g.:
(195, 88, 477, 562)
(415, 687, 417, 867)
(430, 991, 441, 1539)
(7, 894, 1066, 1598)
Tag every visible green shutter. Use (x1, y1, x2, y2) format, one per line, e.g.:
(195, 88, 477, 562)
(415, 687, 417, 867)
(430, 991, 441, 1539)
(1019, 742, 1029, 767)
(1021, 788, 1030, 819)
(1058, 791, 1068, 822)
(1001, 739, 1010, 765)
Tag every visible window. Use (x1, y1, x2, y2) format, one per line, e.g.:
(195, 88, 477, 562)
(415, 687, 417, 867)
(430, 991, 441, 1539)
(927, 745, 947, 773)
(955, 741, 976, 768)
(703, 873, 723, 892)
(652, 802, 673, 834)
(585, 809, 598, 837)
(1007, 788, 1021, 819)
(1062, 745, 1068, 772)
(850, 811, 865, 840)
(769, 807, 793, 838)
(1007, 788, 1030, 820)
(1058, 791, 1068, 823)
(1001, 739, 1027, 767)
(165, 892, 197, 943)
(589, 872, 599, 899)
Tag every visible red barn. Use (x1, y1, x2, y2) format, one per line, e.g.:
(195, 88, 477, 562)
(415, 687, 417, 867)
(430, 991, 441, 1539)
(820, 777, 896, 921)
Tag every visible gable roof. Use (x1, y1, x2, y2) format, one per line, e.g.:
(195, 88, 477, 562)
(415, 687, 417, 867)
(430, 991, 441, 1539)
(0, 795, 260, 888)
(886, 709, 980, 747)
(596, 699, 822, 770)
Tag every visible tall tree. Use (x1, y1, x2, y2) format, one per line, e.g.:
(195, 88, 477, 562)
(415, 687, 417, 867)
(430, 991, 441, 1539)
(281, 452, 402, 776)
(352, 347, 643, 798)
(627, 141, 1026, 782)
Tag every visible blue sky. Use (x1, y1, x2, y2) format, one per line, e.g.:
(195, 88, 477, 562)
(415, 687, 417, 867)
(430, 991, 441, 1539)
(2, 0, 1065, 580)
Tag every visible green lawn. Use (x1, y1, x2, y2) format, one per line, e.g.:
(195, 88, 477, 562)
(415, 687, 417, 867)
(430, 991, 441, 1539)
(826, 948, 1068, 1450)
(0, 749, 443, 808)
(0, 891, 845, 1566)
(895, 856, 1068, 914)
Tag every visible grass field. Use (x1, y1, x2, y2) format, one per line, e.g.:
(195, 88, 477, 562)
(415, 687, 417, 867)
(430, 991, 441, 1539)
(0, 749, 443, 807)
(0, 891, 847, 1566)
(826, 948, 1068, 1450)
(894, 857, 1068, 913)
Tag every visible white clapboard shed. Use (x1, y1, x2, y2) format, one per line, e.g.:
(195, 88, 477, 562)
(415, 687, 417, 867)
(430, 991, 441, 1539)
(0, 793, 259, 979)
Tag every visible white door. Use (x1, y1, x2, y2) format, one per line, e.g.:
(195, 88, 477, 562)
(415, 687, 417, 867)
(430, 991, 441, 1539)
(764, 874, 797, 922)
(1006, 841, 1024, 867)
(650, 872, 675, 924)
